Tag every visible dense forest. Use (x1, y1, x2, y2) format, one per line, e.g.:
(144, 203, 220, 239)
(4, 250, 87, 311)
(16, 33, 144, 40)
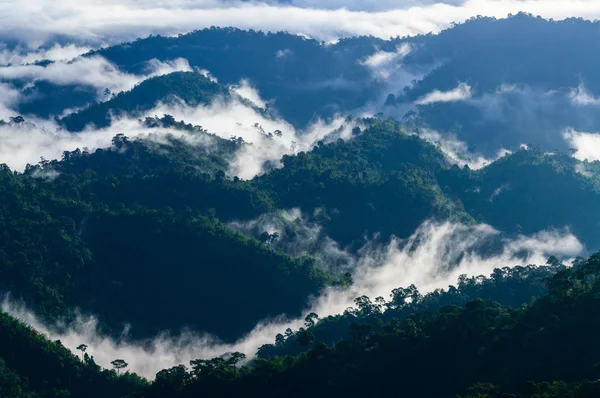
(3, 254, 600, 397)
(2, 12, 600, 398)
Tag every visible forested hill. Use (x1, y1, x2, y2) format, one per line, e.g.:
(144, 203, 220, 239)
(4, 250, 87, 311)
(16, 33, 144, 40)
(0, 310, 146, 398)
(0, 132, 332, 340)
(3, 118, 600, 342)
(137, 254, 600, 398)
(87, 28, 388, 127)
(60, 72, 228, 132)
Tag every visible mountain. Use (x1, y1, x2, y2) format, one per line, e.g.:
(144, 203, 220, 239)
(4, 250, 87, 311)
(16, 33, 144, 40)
(0, 310, 146, 398)
(254, 119, 472, 246)
(139, 254, 600, 398)
(4, 116, 600, 340)
(440, 148, 600, 248)
(394, 14, 600, 155)
(59, 71, 228, 131)
(0, 135, 334, 340)
(3, 13, 600, 398)
(89, 28, 388, 127)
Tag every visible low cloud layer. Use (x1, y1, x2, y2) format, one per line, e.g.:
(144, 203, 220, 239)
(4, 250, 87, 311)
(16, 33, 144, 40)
(229, 208, 356, 272)
(0, 118, 209, 171)
(0, 81, 356, 178)
(0, 56, 192, 119)
(413, 127, 511, 169)
(0, 44, 92, 66)
(563, 128, 600, 161)
(416, 83, 473, 105)
(2, 220, 583, 379)
(145, 85, 357, 178)
(4, 0, 600, 50)
(406, 83, 600, 157)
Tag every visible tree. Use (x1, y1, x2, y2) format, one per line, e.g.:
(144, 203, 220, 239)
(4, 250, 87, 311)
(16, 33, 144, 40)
(296, 328, 314, 346)
(111, 134, 129, 150)
(225, 352, 246, 368)
(284, 328, 295, 340)
(259, 232, 279, 246)
(304, 312, 319, 328)
(76, 344, 88, 361)
(111, 359, 128, 375)
(275, 333, 285, 346)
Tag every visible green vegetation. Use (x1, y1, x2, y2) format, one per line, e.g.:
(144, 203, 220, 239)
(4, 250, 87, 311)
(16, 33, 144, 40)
(137, 253, 600, 398)
(256, 119, 472, 245)
(440, 147, 600, 248)
(257, 261, 562, 359)
(0, 132, 331, 340)
(0, 311, 147, 398)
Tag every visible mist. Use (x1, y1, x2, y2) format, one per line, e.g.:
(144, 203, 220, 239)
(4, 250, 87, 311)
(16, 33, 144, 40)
(408, 83, 600, 157)
(2, 219, 583, 379)
(0, 82, 357, 179)
(0, 44, 92, 66)
(415, 83, 473, 105)
(0, 56, 192, 119)
(5, 0, 600, 50)
(229, 208, 357, 272)
(563, 128, 600, 162)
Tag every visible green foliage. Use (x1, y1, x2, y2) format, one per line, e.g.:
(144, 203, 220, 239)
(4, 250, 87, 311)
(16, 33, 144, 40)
(258, 262, 561, 359)
(255, 119, 472, 245)
(439, 147, 600, 248)
(0, 311, 147, 398)
(90, 27, 385, 127)
(0, 133, 331, 340)
(139, 253, 600, 398)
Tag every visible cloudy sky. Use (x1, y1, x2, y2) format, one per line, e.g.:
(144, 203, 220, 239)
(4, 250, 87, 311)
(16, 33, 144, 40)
(6, 0, 600, 49)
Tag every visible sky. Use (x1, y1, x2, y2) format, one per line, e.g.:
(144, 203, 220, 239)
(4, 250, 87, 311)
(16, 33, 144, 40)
(5, 0, 600, 50)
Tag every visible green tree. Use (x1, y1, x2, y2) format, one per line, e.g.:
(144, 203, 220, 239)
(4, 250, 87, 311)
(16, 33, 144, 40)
(111, 359, 128, 375)
(76, 344, 87, 361)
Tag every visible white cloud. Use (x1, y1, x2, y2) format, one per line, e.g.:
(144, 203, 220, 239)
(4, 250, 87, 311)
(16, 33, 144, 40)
(416, 82, 472, 105)
(0, 44, 92, 66)
(569, 83, 600, 106)
(0, 56, 191, 94)
(361, 43, 412, 80)
(4, 0, 600, 50)
(275, 48, 292, 58)
(0, 56, 192, 118)
(150, 88, 357, 179)
(231, 79, 268, 108)
(0, 80, 356, 179)
(229, 208, 357, 272)
(0, 83, 23, 119)
(413, 127, 510, 169)
(0, 116, 217, 172)
(563, 128, 600, 161)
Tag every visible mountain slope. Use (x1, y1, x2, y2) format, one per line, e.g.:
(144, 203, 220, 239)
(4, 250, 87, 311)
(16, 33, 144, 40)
(0, 310, 147, 398)
(60, 71, 227, 131)
(254, 120, 472, 246)
(439, 148, 600, 249)
(89, 28, 387, 126)
(0, 136, 332, 340)
(140, 253, 600, 398)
